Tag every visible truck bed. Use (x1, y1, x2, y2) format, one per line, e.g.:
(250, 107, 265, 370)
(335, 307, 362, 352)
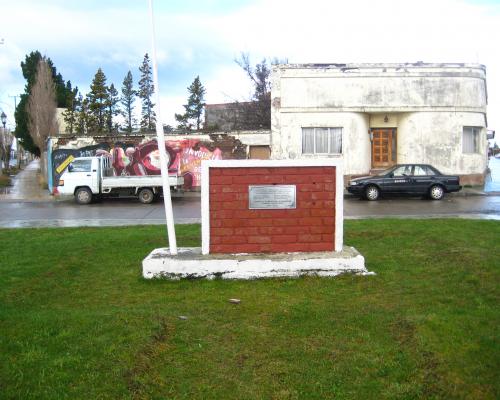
(102, 174, 183, 189)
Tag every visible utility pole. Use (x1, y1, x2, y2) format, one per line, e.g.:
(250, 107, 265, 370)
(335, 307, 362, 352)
(8, 95, 17, 111)
(8, 95, 19, 166)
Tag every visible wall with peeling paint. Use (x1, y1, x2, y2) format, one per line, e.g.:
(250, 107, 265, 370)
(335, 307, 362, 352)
(271, 63, 488, 182)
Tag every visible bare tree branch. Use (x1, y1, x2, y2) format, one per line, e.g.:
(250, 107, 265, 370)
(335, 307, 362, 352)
(235, 52, 260, 87)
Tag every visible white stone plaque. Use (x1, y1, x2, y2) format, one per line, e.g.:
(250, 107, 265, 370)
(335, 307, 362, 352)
(248, 185, 296, 209)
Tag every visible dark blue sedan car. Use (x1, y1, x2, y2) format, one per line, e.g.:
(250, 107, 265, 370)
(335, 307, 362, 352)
(346, 164, 462, 200)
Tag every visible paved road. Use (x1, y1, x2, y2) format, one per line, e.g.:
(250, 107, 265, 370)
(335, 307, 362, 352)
(1, 194, 499, 228)
(1, 159, 499, 228)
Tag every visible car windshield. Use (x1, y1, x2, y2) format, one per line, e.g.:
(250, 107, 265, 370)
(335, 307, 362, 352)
(69, 159, 92, 172)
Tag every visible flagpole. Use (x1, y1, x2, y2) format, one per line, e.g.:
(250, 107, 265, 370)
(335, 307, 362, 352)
(148, 0, 178, 255)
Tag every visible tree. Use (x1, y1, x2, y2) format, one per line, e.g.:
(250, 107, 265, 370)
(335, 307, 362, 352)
(175, 76, 206, 131)
(138, 53, 156, 132)
(74, 95, 92, 136)
(15, 51, 46, 154)
(14, 95, 36, 154)
(120, 71, 136, 133)
(87, 68, 109, 133)
(106, 83, 120, 134)
(61, 82, 79, 134)
(26, 58, 58, 180)
(174, 112, 190, 131)
(235, 53, 272, 129)
(0, 129, 14, 173)
(14, 51, 73, 155)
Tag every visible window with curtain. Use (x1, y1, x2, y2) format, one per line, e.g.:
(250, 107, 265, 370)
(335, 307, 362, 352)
(462, 127, 481, 154)
(302, 127, 343, 154)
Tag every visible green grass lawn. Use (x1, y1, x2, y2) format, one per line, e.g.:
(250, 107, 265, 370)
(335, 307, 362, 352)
(0, 220, 498, 399)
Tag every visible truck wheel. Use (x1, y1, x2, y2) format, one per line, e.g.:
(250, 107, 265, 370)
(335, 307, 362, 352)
(138, 188, 154, 204)
(75, 187, 93, 205)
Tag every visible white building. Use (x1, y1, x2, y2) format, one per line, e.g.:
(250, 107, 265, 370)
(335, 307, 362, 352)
(271, 63, 488, 184)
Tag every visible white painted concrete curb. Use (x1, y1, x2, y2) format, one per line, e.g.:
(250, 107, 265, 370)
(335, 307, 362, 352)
(142, 247, 373, 280)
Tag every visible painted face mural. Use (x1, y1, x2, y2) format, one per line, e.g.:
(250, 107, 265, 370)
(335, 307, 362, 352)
(176, 141, 223, 187)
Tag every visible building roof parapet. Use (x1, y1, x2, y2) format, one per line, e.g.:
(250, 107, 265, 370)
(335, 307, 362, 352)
(273, 63, 486, 79)
(274, 62, 486, 70)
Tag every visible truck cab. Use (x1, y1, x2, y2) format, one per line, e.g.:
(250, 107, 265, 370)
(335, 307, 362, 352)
(57, 157, 100, 204)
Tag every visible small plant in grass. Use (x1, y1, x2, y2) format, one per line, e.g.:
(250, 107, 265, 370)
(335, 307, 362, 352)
(0, 174, 11, 187)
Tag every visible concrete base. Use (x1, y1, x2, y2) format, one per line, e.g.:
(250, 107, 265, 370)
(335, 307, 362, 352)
(142, 247, 372, 280)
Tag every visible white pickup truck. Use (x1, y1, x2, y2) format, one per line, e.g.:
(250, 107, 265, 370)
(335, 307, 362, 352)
(56, 156, 184, 204)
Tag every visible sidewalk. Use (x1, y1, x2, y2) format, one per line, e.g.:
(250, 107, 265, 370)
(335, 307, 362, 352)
(0, 160, 53, 202)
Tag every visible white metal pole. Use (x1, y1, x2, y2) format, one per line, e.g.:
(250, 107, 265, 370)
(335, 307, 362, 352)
(148, 0, 178, 255)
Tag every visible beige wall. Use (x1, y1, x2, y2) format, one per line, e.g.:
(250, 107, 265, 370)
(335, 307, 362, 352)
(397, 112, 487, 175)
(276, 63, 486, 111)
(272, 111, 371, 175)
(55, 108, 68, 134)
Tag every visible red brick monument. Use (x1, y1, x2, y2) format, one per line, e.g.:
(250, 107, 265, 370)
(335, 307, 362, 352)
(143, 159, 368, 279)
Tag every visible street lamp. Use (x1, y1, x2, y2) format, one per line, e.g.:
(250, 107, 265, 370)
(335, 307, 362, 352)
(0, 112, 6, 129)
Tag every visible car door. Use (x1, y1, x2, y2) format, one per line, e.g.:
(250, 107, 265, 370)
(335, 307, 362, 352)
(67, 159, 95, 193)
(384, 165, 413, 193)
(411, 165, 435, 194)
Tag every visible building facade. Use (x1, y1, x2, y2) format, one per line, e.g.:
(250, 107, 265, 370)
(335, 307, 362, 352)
(271, 63, 488, 184)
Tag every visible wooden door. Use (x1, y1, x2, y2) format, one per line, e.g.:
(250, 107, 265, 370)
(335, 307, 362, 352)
(371, 128, 396, 168)
(249, 145, 271, 160)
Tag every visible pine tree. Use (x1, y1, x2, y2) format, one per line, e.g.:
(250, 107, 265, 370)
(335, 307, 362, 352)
(106, 83, 120, 133)
(62, 82, 79, 134)
(174, 113, 190, 131)
(175, 76, 206, 131)
(75, 95, 92, 136)
(121, 71, 136, 133)
(138, 54, 156, 132)
(87, 68, 109, 133)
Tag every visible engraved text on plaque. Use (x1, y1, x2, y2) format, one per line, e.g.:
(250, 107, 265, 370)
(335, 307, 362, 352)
(248, 185, 296, 209)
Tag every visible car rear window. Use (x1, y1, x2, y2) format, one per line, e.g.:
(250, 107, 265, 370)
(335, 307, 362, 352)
(414, 166, 436, 176)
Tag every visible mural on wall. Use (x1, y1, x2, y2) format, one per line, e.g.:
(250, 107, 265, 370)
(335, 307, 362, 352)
(52, 139, 223, 189)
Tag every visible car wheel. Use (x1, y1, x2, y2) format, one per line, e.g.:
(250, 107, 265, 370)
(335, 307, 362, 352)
(429, 185, 444, 200)
(365, 185, 380, 201)
(138, 188, 155, 204)
(75, 187, 93, 205)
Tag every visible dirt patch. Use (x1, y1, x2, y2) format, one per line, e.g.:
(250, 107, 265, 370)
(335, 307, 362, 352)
(391, 316, 446, 398)
(124, 316, 174, 399)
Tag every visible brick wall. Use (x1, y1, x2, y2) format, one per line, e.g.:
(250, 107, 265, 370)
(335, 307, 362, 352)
(209, 166, 336, 254)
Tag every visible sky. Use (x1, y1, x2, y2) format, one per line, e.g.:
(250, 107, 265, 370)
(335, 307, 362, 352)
(0, 0, 499, 142)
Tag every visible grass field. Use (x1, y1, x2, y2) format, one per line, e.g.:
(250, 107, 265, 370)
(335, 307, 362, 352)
(0, 220, 498, 399)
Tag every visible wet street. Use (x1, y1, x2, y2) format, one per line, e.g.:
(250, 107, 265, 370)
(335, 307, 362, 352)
(1, 192, 500, 228)
(1, 159, 500, 228)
